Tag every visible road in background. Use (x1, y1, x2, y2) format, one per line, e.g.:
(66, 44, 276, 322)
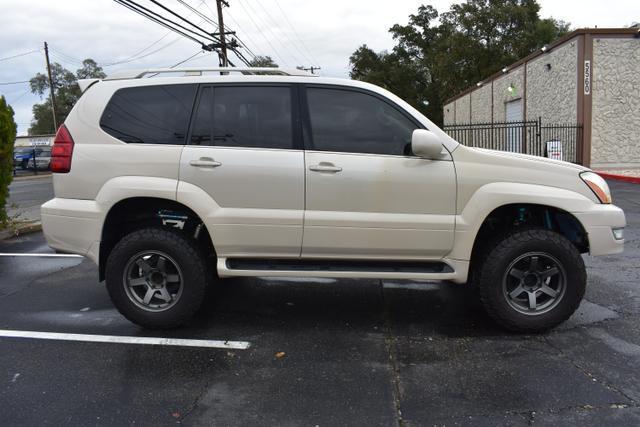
(6, 175, 53, 222)
(0, 180, 639, 425)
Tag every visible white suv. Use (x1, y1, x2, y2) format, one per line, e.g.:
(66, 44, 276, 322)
(41, 67, 625, 332)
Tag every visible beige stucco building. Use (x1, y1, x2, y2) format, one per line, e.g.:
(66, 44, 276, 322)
(443, 28, 640, 171)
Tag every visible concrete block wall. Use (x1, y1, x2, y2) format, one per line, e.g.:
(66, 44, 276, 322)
(443, 101, 455, 125)
(526, 40, 578, 124)
(470, 84, 492, 123)
(454, 94, 471, 124)
(591, 38, 640, 169)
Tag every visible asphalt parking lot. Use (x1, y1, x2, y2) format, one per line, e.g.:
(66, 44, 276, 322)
(1, 180, 640, 425)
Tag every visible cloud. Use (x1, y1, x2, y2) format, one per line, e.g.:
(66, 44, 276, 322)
(0, 0, 634, 135)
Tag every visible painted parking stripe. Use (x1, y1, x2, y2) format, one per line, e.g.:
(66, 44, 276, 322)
(0, 253, 83, 258)
(0, 329, 251, 350)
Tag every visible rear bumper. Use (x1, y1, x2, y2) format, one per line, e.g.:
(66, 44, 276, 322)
(41, 198, 102, 264)
(574, 204, 626, 256)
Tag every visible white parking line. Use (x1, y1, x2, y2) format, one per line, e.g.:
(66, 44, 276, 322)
(0, 329, 251, 350)
(0, 253, 83, 258)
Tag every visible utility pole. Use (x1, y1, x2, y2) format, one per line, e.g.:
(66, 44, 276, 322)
(303, 66, 321, 75)
(43, 41, 58, 131)
(215, 0, 229, 66)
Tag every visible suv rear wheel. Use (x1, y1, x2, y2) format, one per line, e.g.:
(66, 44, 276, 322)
(477, 229, 586, 333)
(105, 227, 208, 329)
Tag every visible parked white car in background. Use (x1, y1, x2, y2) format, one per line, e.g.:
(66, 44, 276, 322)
(41, 67, 625, 332)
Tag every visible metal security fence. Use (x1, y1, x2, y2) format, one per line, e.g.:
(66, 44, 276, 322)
(443, 118, 583, 164)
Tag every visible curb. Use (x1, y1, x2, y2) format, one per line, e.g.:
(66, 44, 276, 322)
(0, 221, 42, 240)
(12, 173, 52, 182)
(596, 172, 640, 184)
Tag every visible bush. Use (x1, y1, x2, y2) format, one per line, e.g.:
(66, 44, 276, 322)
(0, 96, 17, 226)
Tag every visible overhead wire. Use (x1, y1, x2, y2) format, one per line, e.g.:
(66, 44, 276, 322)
(104, 0, 208, 67)
(252, 0, 304, 66)
(111, 0, 257, 68)
(169, 50, 207, 68)
(235, 0, 289, 66)
(113, 0, 244, 66)
(7, 89, 31, 104)
(183, 0, 257, 62)
(272, 0, 319, 66)
(0, 80, 30, 86)
(115, 0, 216, 44)
(102, 37, 183, 66)
(0, 49, 41, 63)
(146, 0, 218, 42)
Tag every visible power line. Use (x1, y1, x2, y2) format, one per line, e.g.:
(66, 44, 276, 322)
(253, 0, 304, 65)
(145, 49, 210, 77)
(115, 0, 216, 44)
(177, 0, 215, 28)
(117, 30, 173, 62)
(48, 49, 84, 65)
(104, 0, 208, 67)
(202, 2, 257, 60)
(169, 50, 205, 67)
(235, 0, 289, 66)
(272, 0, 320, 66)
(0, 49, 40, 63)
(8, 90, 31, 104)
(48, 51, 83, 68)
(102, 37, 183, 66)
(113, 0, 251, 67)
(0, 80, 29, 86)
(178, 0, 256, 61)
(240, 0, 292, 65)
(147, 0, 218, 42)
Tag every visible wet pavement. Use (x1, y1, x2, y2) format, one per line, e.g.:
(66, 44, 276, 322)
(0, 180, 639, 425)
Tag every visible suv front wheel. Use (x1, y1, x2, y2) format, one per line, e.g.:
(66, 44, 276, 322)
(477, 229, 586, 333)
(105, 227, 208, 329)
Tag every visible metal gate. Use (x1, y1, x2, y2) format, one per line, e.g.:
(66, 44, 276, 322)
(443, 118, 584, 164)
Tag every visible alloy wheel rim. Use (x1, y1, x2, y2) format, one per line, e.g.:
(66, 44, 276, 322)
(502, 252, 566, 316)
(123, 251, 183, 312)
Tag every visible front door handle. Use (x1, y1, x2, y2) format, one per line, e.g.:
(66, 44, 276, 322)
(309, 163, 342, 173)
(189, 158, 222, 168)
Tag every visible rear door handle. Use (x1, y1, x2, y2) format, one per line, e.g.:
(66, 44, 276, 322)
(189, 158, 222, 168)
(309, 163, 342, 173)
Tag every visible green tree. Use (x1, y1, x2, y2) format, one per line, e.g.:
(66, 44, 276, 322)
(249, 55, 278, 67)
(0, 96, 17, 226)
(29, 59, 106, 134)
(350, 0, 569, 126)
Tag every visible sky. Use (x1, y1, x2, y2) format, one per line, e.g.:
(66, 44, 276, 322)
(1, 0, 638, 135)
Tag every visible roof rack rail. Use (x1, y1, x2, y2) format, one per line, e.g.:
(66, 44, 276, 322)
(104, 67, 317, 81)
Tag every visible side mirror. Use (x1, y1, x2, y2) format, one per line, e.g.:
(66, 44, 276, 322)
(411, 129, 444, 159)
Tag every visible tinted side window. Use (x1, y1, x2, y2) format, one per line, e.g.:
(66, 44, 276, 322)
(190, 86, 293, 149)
(306, 88, 417, 156)
(100, 84, 197, 144)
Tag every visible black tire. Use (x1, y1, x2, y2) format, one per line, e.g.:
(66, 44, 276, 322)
(105, 227, 208, 329)
(477, 229, 586, 333)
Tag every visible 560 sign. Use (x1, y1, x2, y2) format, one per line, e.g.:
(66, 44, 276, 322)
(584, 60, 591, 95)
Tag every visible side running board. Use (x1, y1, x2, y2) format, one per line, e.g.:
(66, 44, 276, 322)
(226, 258, 453, 274)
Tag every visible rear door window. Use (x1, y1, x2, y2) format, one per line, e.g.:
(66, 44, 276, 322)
(100, 84, 197, 145)
(190, 85, 293, 149)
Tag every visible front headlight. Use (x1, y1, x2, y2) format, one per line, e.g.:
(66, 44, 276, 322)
(580, 171, 612, 204)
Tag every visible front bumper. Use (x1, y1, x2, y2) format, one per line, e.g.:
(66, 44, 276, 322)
(574, 203, 626, 256)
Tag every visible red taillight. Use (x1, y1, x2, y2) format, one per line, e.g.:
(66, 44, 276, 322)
(51, 124, 74, 173)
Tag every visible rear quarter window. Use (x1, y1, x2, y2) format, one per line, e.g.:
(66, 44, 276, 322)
(100, 84, 197, 145)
